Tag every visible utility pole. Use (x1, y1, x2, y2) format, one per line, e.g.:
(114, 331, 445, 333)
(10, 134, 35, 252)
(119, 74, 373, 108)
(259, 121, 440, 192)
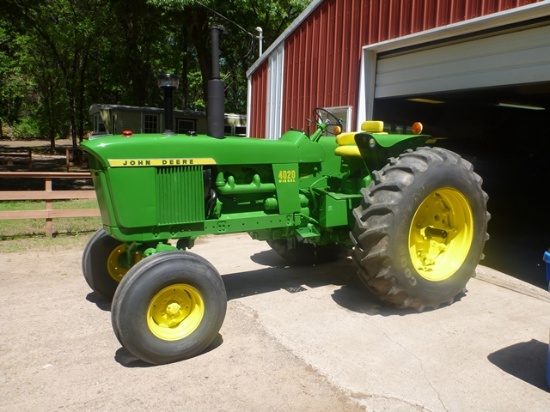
(256, 27, 263, 57)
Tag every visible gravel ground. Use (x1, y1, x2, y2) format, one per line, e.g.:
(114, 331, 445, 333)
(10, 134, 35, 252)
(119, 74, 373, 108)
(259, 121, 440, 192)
(0, 237, 364, 411)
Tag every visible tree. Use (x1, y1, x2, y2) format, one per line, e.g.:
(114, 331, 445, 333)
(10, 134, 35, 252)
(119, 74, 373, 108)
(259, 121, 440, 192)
(0, 0, 311, 147)
(0, 20, 33, 138)
(1, 0, 106, 148)
(147, 0, 310, 112)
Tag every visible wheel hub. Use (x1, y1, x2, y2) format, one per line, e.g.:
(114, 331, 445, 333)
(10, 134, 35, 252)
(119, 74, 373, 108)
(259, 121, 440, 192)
(107, 245, 142, 282)
(166, 302, 182, 316)
(147, 284, 204, 341)
(409, 188, 474, 282)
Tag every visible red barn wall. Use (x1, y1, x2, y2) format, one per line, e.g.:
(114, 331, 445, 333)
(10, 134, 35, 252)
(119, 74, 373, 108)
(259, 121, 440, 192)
(250, 0, 542, 137)
(248, 62, 269, 138)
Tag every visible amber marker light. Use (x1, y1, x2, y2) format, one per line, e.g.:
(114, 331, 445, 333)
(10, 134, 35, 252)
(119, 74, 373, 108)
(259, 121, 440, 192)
(412, 122, 423, 134)
(333, 125, 342, 135)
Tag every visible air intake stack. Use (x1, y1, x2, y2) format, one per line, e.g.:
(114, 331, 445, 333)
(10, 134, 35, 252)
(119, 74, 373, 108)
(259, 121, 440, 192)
(158, 73, 179, 135)
(207, 25, 227, 139)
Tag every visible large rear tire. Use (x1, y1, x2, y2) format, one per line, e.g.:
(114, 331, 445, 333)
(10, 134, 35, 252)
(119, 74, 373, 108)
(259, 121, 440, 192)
(350, 147, 489, 310)
(111, 251, 227, 365)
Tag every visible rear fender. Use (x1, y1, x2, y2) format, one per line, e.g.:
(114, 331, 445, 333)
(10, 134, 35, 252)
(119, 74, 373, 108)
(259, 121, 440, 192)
(355, 133, 431, 171)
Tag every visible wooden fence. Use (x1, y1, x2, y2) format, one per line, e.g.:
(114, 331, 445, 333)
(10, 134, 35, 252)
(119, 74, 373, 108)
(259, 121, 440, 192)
(0, 171, 100, 237)
(0, 148, 33, 170)
(1, 147, 85, 171)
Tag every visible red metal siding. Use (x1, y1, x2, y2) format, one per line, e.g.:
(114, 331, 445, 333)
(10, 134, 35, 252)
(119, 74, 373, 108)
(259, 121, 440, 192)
(249, 62, 268, 138)
(251, 0, 542, 136)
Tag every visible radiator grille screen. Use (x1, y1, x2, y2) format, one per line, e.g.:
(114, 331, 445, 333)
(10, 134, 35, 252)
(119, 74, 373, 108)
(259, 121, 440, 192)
(156, 166, 204, 225)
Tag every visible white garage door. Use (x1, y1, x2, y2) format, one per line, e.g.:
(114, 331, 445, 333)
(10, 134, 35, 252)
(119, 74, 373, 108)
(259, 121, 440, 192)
(375, 24, 550, 98)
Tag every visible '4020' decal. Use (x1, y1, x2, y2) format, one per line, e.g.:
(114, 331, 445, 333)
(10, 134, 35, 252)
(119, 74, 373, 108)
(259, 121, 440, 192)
(278, 170, 296, 183)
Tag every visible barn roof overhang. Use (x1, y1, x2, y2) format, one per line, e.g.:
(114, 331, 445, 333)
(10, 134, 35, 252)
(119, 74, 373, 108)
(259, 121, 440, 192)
(362, 0, 550, 55)
(246, 0, 323, 78)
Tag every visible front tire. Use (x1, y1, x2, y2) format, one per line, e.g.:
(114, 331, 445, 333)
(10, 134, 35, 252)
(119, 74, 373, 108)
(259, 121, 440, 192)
(351, 147, 489, 310)
(111, 251, 227, 365)
(82, 228, 143, 300)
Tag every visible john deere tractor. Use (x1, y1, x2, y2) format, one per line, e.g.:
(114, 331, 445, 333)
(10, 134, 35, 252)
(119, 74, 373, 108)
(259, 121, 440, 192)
(81, 27, 489, 364)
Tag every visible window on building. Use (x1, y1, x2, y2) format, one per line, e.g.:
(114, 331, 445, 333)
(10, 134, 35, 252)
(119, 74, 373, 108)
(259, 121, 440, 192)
(234, 126, 246, 136)
(93, 114, 107, 134)
(111, 114, 117, 135)
(144, 114, 158, 133)
(177, 119, 196, 134)
(321, 106, 352, 134)
(223, 124, 246, 137)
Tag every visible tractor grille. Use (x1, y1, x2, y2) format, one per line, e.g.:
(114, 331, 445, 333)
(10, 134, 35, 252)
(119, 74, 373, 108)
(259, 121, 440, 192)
(156, 166, 205, 225)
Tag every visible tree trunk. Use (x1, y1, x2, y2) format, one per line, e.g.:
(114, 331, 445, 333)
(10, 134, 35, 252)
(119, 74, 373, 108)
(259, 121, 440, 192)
(181, 27, 189, 109)
(49, 130, 56, 153)
(185, 7, 211, 109)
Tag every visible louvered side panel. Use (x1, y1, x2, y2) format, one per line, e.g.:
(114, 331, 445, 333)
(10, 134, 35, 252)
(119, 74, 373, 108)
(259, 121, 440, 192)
(156, 166, 204, 225)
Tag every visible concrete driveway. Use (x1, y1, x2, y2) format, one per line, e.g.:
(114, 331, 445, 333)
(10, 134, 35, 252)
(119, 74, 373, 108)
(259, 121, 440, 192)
(1, 233, 549, 411)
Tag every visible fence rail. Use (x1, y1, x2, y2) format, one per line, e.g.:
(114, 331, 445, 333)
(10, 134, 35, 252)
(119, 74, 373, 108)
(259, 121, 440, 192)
(0, 171, 100, 237)
(0, 148, 33, 170)
(0, 148, 86, 171)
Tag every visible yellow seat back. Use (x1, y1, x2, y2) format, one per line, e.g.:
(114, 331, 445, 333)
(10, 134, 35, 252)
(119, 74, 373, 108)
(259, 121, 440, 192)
(335, 132, 357, 146)
(334, 120, 385, 157)
(361, 120, 384, 133)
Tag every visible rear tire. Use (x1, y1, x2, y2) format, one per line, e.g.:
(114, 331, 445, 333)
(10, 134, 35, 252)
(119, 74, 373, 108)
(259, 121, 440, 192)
(350, 147, 489, 310)
(111, 251, 227, 365)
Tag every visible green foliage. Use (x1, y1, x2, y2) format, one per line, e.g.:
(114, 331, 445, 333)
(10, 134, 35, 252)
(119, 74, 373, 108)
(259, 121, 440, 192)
(0, 0, 311, 142)
(11, 117, 40, 139)
(0, 20, 34, 127)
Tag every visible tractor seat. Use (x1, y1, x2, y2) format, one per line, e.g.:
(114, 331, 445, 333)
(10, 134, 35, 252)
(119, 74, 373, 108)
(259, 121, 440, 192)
(335, 121, 386, 157)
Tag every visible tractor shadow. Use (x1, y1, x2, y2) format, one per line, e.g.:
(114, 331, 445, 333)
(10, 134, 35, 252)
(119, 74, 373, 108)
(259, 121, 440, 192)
(86, 249, 445, 368)
(225, 249, 356, 298)
(84, 249, 434, 318)
(113, 334, 224, 368)
(85, 291, 111, 311)
(226, 249, 433, 317)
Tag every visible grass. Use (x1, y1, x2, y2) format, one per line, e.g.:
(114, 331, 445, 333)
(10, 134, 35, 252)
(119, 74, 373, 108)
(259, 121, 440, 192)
(0, 199, 101, 251)
(0, 233, 93, 253)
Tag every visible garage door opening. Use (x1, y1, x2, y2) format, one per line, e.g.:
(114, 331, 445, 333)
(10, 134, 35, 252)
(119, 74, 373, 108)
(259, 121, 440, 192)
(373, 83, 550, 289)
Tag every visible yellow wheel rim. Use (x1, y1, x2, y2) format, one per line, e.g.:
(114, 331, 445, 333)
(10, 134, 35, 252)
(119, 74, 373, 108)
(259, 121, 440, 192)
(107, 245, 142, 283)
(409, 187, 474, 282)
(147, 284, 204, 341)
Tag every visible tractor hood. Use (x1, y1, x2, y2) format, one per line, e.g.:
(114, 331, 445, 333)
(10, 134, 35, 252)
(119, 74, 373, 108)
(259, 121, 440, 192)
(81, 130, 326, 169)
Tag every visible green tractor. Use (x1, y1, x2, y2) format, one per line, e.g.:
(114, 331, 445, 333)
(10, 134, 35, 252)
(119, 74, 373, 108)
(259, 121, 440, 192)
(81, 27, 489, 364)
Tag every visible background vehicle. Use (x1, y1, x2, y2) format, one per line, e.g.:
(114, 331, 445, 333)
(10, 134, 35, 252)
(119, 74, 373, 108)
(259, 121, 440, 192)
(81, 27, 489, 364)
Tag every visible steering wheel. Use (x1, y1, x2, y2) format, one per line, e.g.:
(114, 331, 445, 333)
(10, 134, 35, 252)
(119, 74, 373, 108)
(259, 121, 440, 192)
(312, 108, 343, 135)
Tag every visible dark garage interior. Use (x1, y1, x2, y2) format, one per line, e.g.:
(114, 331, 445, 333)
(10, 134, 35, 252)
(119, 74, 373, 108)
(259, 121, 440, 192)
(374, 82, 550, 289)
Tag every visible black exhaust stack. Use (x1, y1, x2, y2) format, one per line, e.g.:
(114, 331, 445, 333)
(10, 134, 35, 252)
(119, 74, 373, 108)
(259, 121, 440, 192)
(207, 25, 227, 139)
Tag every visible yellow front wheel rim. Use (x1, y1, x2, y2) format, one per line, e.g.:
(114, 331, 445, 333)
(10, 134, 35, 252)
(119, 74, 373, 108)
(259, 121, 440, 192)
(147, 284, 204, 341)
(409, 187, 474, 282)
